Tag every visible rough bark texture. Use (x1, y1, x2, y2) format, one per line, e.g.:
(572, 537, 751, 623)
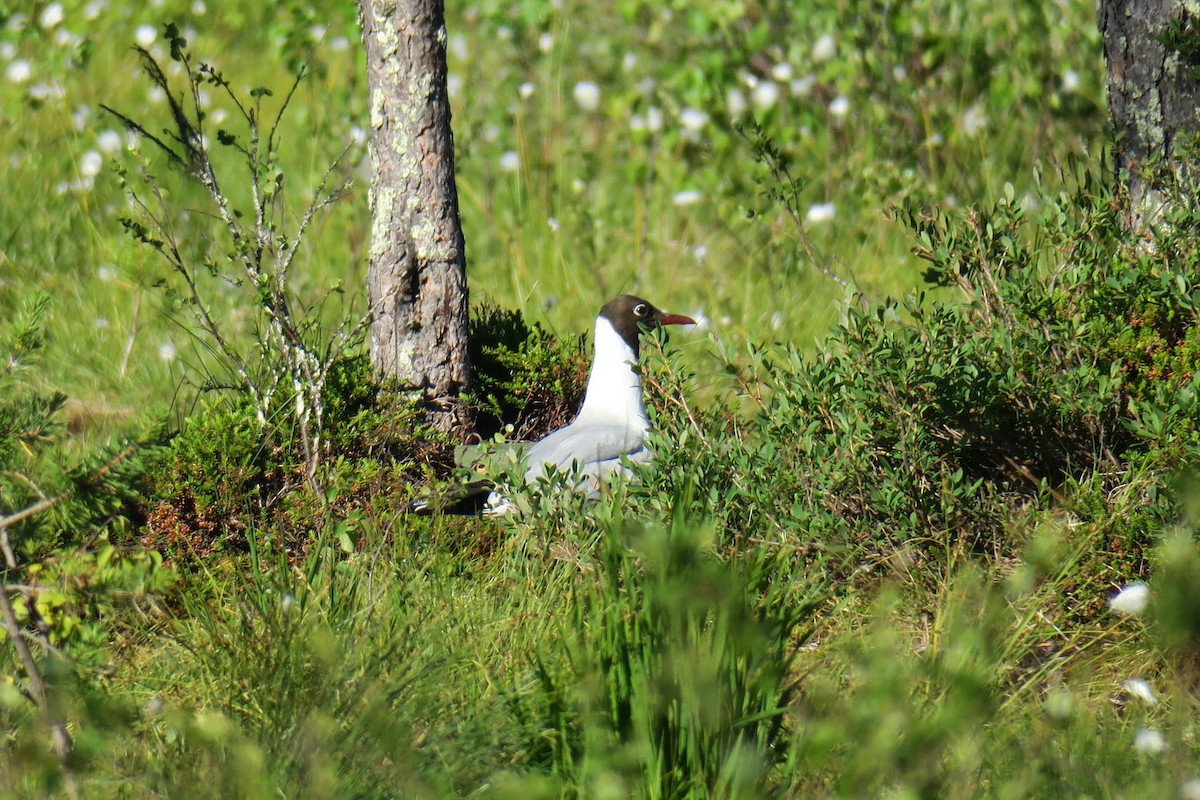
(1100, 0, 1200, 228)
(359, 0, 469, 430)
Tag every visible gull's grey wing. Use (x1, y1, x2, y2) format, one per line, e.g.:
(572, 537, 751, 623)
(523, 422, 646, 483)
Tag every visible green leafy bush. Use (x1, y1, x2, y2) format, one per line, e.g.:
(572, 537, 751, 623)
(641, 161, 1200, 592)
(467, 304, 590, 441)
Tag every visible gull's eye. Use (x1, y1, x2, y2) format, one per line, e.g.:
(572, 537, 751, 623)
(633, 303, 648, 317)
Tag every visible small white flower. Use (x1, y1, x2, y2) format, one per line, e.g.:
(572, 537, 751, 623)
(1133, 728, 1166, 755)
(621, 52, 636, 71)
(790, 74, 816, 97)
(148, 85, 166, 104)
(498, 150, 520, 172)
(309, 24, 327, 41)
(0, 42, 14, 61)
(447, 73, 462, 98)
(281, 593, 294, 613)
(79, 150, 103, 178)
(496, 26, 511, 41)
(537, 32, 553, 53)
(72, 105, 91, 131)
(806, 202, 836, 224)
(447, 33, 467, 62)
(679, 107, 709, 132)
(1109, 583, 1150, 616)
(39, 3, 64, 30)
(751, 80, 779, 110)
(645, 106, 663, 133)
(770, 62, 793, 83)
(726, 88, 747, 117)
(93, 317, 109, 329)
(1062, 70, 1080, 92)
(573, 81, 601, 111)
(690, 243, 708, 263)
(348, 125, 367, 144)
(29, 82, 64, 100)
(83, 1, 105, 21)
(518, 81, 534, 99)
(192, 0, 207, 14)
(637, 77, 656, 95)
(158, 340, 176, 362)
(828, 95, 850, 117)
(547, 217, 559, 232)
(329, 36, 349, 53)
(770, 311, 783, 330)
(1122, 678, 1159, 706)
(672, 189, 702, 207)
(629, 114, 645, 132)
(6, 59, 31, 84)
(135, 24, 156, 48)
(209, 106, 228, 126)
(690, 311, 710, 331)
(97, 264, 117, 282)
(893, 65, 908, 82)
(1182, 777, 1200, 800)
(812, 33, 836, 63)
(961, 103, 987, 136)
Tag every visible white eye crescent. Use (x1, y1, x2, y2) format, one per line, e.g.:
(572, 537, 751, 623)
(633, 303, 648, 317)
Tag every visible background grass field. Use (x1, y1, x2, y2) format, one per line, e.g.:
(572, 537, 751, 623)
(5, 1, 1200, 797)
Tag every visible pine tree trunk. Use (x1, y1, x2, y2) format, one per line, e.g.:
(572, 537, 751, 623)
(1100, 0, 1200, 229)
(358, 0, 469, 431)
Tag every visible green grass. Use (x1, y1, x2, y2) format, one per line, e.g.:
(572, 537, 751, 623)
(7, 1, 1200, 798)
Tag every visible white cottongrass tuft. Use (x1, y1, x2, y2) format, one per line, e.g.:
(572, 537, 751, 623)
(135, 24, 157, 48)
(39, 3, 64, 29)
(1133, 728, 1167, 755)
(751, 80, 779, 110)
(518, 81, 535, 99)
(770, 62, 793, 83)
(828, 95, 850, 117)
(812, 33, 836, 63)
(791, 74, 816, 97)
(79, 150, 103, 178)
(1062, 70, 1080, 92)
(679, 107, 709, 132)
(572, 81, 601, 111)
(538, 32, 553, 53)
(498, 150, 520, 173)
(645, 106, 663, 133)
(6, 59, 31, 84)
(1109, 583, 1150, 616)
(726, 88, 747, 117)
(672, 189, 702, 207)
(806, 203, 836, 224)
(961, 103, 987, 136)
(1122, 678, 1158, 706)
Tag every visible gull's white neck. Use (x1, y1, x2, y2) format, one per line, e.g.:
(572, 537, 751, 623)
(576, 316, 648, 431)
